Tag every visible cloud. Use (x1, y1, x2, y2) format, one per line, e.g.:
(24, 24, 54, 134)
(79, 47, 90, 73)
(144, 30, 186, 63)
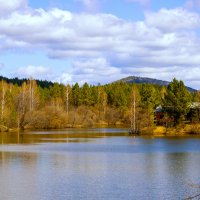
(75, 0, 100, 12)
(0, 0, 27, 16)
(73, 58, 119, 75)
(16, 66, 52, 80)
(145, 8, 200, 32)
(184, 0, 200, 10)
(54, 73, 72, 84)
(1, 5, 200, 88)
(127, 0, 150, 7)
(71, 58, 123, 84)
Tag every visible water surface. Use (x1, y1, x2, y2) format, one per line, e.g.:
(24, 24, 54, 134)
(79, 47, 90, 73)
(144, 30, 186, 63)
(0, 128, 200, 200)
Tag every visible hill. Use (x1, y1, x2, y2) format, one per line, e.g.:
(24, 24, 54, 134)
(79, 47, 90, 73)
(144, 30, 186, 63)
(117, 76, 196, 92)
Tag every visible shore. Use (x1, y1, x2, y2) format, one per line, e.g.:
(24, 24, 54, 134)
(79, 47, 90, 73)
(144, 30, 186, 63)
(1, 122, 200, 136)
(140, 124, 200, 136)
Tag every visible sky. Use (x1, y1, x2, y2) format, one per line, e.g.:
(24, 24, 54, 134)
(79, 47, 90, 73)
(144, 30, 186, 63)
(1, 0, 200, 89)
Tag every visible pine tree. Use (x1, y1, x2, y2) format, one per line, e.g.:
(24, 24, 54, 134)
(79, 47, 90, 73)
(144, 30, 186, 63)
(163, 78, 191, 125)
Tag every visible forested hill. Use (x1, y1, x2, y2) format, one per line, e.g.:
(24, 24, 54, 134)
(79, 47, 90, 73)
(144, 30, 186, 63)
(0, 76, 53, 88)
(118, 76, 169, 85)
(118, 76, 196, 92)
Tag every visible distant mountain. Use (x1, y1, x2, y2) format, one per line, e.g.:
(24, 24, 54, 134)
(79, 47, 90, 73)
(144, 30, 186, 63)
(117, 76, 196, 92)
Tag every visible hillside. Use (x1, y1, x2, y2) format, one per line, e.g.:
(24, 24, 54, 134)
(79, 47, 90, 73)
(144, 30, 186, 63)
(118, 76, 196, 92)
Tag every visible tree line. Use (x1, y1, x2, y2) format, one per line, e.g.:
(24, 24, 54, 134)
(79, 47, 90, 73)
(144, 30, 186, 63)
(0, 77, 199, 130)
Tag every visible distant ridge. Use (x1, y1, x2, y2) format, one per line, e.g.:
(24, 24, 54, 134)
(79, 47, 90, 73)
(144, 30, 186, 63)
(117, 76, 196, 92)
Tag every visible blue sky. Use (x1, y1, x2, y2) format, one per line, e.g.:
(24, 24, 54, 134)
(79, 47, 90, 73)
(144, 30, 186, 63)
(1, 0, 200, 88)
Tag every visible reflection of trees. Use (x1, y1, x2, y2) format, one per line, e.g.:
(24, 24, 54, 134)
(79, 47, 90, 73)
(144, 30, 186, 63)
(0, 132, 24, 145)
(0, 150, 38, 168)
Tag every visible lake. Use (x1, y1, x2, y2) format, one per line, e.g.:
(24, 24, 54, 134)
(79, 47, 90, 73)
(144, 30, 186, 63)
(0, 128, 200, 200)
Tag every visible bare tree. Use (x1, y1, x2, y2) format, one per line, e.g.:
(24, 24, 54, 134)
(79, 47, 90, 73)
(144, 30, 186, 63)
(0, 80, 6, 121)
(129, 85, 140, 134)
(66, 84, 71, 116)
(28, 78, 39, 112)
(16, 82, 29, 129)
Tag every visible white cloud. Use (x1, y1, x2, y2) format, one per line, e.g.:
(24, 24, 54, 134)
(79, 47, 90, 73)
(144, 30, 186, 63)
(16, 66, 52, 80)
(71, 58, 122, 84)
(145, 8, 200, 32)
(1, 5, 200, 88)
(0, 0, 27, 15)
(73, 58, 119, 75)
(54, 73, 72, 84)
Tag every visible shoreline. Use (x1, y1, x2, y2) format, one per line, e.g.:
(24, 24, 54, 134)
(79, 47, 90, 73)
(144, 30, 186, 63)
(1, 123, 200, 137)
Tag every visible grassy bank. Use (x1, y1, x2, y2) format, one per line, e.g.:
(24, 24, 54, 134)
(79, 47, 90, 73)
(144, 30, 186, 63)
(140, 124, 200, 136)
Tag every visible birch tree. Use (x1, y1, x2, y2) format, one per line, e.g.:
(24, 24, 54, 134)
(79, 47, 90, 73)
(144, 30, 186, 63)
(0, 80, 6, 121)
(15, 82, 29, 129)
(65, 84, 71, 116)
(28, 78, 39, 112)
(130, 85, 140, 132)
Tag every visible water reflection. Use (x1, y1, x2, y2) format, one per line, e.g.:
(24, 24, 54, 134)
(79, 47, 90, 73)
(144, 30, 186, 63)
(0, 128, 128, 145)
(0, 129, 200, 199)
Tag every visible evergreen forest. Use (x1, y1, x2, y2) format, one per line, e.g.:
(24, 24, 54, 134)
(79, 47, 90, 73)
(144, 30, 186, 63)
(0, 76, 199, 134)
